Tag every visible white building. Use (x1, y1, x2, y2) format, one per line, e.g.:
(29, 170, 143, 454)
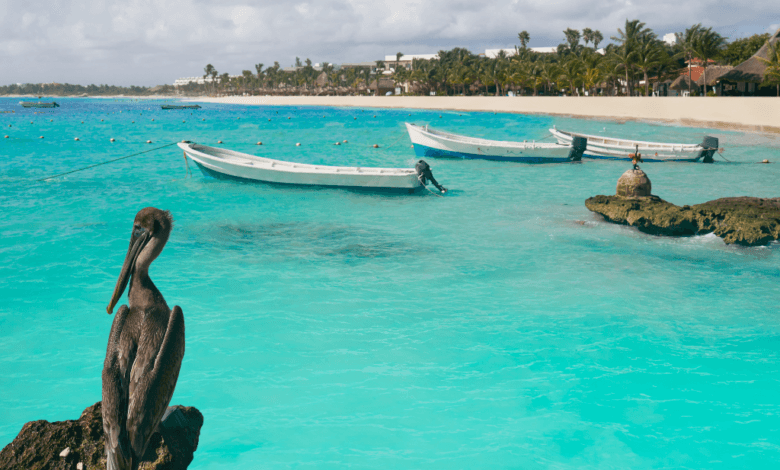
(383, 54, 438, 70)
(173, 75, 241, 87)
(485, 46, 604, 57)
(663, 33, 677, 46)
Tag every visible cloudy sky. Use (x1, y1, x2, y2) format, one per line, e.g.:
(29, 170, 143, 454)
(1, 0, 778, 86)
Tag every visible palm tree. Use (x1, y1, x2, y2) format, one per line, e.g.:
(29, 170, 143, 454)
(396, 52, 403, 72)
(592, 30, 604, 50)
(564, 28, 581, 53)
(518, 31, 530, 49)
(675, 24, 705, 95)
(203, 64, 217, 94)
(611, 19, 653, 95)
(759, 42, 780, 96)
(582, 28, 594, 47)
(692, 27, 727, 95)
(634, 37, 666, 96)
(560, 57, 583, 95)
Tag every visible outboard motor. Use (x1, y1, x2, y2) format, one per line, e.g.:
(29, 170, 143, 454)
(698, 136, 718, 163)
(415, 160, 447, 193)
(567, 136, 587, 162)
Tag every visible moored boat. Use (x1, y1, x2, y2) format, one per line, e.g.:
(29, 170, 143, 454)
(20, 101, 59, 108)
(405, 123, 586, 163)
(178, 142, 444, 194)
(549, 127, 719, 162)
(161, 104, 202, 110)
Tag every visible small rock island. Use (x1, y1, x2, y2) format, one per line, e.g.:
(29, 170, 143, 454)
(586, 169, 780, 247)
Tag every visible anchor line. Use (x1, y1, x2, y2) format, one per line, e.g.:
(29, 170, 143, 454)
(33, 142, 178, 182)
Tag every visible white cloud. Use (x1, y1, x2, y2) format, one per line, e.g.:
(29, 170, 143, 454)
(0, 0, 778, 86)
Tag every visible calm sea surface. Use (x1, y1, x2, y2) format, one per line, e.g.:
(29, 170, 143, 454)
(1, 97, 779, 469)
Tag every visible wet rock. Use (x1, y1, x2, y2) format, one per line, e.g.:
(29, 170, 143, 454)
(585, 195, 780, 246)
(0, 402, 203, 470)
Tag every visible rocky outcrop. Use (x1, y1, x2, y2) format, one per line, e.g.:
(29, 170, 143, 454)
(585, 195, 780, 246)
(0, 402, 203, 470)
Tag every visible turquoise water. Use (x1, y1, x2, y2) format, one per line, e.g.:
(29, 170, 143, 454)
(1, 97, 780, 469)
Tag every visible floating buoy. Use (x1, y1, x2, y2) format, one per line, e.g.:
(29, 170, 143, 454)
(4, 135, 8, 138)
(410, 145, 414, 148)
(7, 124, 10, 127)
(131, 121, 135, 123)
(343, 140, 348, 143)
(373, 144, 379, 148)
(268, 119, 271, 121)
(151, 119, 154, 121)
(39, 136, 44, 139)
(288, 117, 291, 119)
(146, 140, 152, 143)
(202, 119, 205, 121)
(50, 119, 53, 122)
(373, 115, 376, 118)
(30, 121, 33, 124)
(183, 120, 186, 123)
(237, 117, 240, 120)
(761, 159, 770, 163)
(74, 137, 79, 141)
(217, 140, 223, 144)
(439, 115, 442, 118)
(256, 142, 262, 145)
(335, 142, 341, 145)
(110, 138, 115, 142)
(354, 117, 357, 120)
(101, 119, 104, 121)
(296, 143, 301, 146)
(181, 140, 187, 143)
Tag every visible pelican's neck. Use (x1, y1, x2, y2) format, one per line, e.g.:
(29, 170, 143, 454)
(128, 236, 167, 312)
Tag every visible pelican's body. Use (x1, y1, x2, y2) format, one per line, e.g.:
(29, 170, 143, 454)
(102, 208, 185, 470)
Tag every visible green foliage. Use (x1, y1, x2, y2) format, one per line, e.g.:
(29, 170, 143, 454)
(759, 42, 780, 96)
(721, 34, 770, 65)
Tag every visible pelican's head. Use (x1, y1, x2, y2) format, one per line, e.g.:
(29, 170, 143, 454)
(107, 207, 173, 314)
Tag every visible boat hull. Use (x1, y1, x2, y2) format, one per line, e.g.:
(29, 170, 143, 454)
(20, 102, 59, 108)
(179, 143, 424, 193)
(406, 123, 572, 163)
(550, 128, 705, 162)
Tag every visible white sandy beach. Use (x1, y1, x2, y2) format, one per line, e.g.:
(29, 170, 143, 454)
(193, 96, 780, 134)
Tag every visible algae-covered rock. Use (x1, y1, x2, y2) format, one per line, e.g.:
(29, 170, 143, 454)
(0, 402, 203, 470)
(585, 195, 780, 246)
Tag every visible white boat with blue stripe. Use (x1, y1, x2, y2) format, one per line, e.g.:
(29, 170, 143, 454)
(549, 127, 719, 162)
(405, 123, 585, 163)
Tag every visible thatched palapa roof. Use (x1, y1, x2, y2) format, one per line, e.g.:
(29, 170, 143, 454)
(696, 65, 735, 86)
(720, 28, 780, 83)
(670, 74, 696, 91)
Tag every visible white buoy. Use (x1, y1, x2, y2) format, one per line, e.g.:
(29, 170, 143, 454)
(217, 140, 223, 144)
(39, 136, 44, 139)
(343, 140, 348, 143)
(256, 142, 262, 145)
(373, 144, 379, 148)
(146, 140, 152, 143)
(296, 143, 301, 146)
(110, 138, 115, 142)
(74, 137, 79, 141)
(335, 142, 341, 145)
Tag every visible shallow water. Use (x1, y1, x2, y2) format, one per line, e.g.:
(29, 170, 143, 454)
(1, 97, 779, 469)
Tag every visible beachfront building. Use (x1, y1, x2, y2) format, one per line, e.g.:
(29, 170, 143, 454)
(485, 47, 557, 58)
(382, 54, 438, 71)
(719, 27, 780, 96)
(173, 75, 240, 86)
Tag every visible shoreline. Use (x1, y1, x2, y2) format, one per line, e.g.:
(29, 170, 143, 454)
(190, 96, 780, 135)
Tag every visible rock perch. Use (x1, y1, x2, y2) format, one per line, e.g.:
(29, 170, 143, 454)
(0, 402, 203, 470)
(586, 169, 780, 246)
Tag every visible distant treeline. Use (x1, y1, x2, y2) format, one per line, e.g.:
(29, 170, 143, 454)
(0, 83, 178, 96)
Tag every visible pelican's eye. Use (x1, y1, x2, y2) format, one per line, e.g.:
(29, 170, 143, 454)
(133, 225, 146, 238)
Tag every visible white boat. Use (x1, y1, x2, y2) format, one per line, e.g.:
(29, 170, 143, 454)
(178, 142, 435, 193)
(549, 127, 719, 162)
(405, 123, 584, 163)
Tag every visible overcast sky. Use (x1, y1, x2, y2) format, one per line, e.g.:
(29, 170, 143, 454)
(1, 0, 778, 86)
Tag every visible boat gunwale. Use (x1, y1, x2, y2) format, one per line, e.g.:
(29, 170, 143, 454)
(179, 143, 418, 177)
(549, 128, 704, 151)
(407, 123, 568, 150)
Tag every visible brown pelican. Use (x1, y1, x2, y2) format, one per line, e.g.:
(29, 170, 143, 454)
(102, 207, 185, 470)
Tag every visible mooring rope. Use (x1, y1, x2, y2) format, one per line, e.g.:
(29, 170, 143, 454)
(33, 142, 178, 182)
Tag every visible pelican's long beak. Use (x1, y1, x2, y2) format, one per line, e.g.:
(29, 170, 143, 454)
(106, 231, 149, 314)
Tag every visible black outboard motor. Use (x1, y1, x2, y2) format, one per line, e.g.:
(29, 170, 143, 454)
(415, 160, 447, 193)
(567, 136, 587, 162)
(698, 136, 718, 163)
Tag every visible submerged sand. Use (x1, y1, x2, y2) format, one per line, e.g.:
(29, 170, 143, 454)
(192, 96, 780, 134)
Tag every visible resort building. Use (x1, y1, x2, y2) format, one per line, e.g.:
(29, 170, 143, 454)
(719, 27, 780, 96)
(663, 33, 677, 46)
(382, 54, 438, 70)
(173, 75, 240, 86)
